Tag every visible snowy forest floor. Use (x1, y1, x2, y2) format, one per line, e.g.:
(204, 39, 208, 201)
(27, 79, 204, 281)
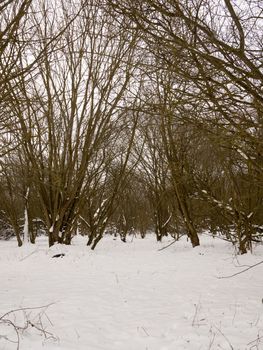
(0, 234, 263, 350)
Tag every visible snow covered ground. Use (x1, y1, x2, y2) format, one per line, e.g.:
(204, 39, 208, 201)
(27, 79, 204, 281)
(0, 234, 263, 350)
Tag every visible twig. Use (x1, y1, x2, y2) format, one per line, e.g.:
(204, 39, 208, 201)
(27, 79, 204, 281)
(218, 260, 263, 279)
(0, 303, 57, 349)
(192, 303, 199, 326)
(158, 234, 184, 251)
(202, 232, 235, 243)
(208, 328, 216, 350)
(43, 310, 54, 326)
(141, 327, 149, 336)
(1, 318, 20, 350)
(28, 320, 56, 340)
(247, 334, 263, 346)
(19, 249, 39, 262)
(0, 303, 55, 320)
(158, 239, 176, 251)
(213, 325, 234, 350)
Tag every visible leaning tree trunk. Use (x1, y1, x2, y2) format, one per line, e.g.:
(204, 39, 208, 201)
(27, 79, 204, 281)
(91, 231, 104, 250)
(171, 176, 200, 247)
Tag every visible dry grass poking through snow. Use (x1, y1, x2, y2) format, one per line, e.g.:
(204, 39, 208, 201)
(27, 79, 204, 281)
(0, 234, 263, 350)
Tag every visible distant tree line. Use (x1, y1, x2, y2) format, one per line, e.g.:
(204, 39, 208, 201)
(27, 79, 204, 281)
(0, 0, 262, 253)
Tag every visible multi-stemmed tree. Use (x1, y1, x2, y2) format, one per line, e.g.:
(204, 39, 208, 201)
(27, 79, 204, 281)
(107, 0, 263, 252)
(1, 0, 263, 253)
(5, 0, 141, 247)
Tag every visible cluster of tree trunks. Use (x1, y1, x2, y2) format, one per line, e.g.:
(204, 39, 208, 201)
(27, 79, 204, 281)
(0, 0, 262, 253)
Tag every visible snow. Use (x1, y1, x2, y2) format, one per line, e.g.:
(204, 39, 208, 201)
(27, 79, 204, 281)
(237, 149, 249, 160)
(1, 235, 263, 350)
(161, 214, 172, 229)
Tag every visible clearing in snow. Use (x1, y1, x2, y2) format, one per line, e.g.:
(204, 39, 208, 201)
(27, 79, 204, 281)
(0, 234, 263, 350)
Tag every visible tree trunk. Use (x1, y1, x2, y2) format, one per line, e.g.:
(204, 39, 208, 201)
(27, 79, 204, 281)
(23, 188, 30, 244)
(172, 178, 200, 247)
(187, 222, 200, 247)
(48, 233, 55, 247)
(15, 227, 23, 247)
(91, 233, 103, 250)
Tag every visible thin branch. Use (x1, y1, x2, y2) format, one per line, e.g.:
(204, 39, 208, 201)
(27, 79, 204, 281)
(218, 260, 263, 279)
(0, 303, 55, 321)
(158, 234, 184, 251)
(213, 325, 234, 350)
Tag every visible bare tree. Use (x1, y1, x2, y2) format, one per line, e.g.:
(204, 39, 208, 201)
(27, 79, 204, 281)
(107, 0, 263, 251)
(0, 0, 34, 157)
(134, 117, 172, 241)
(6, 0, 141, 247)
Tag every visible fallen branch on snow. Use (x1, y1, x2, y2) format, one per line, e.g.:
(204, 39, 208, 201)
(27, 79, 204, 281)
(19, 249, 39, 262)
(218, 260, 263, 279)
(158, 234, 186, 251)
(247, 334, 263, 347)
(158, 239, 177, 251)
(0, 303, 57, 349)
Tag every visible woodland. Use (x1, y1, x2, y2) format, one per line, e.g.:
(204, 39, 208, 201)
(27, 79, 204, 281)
(0, 0, 263, 254)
